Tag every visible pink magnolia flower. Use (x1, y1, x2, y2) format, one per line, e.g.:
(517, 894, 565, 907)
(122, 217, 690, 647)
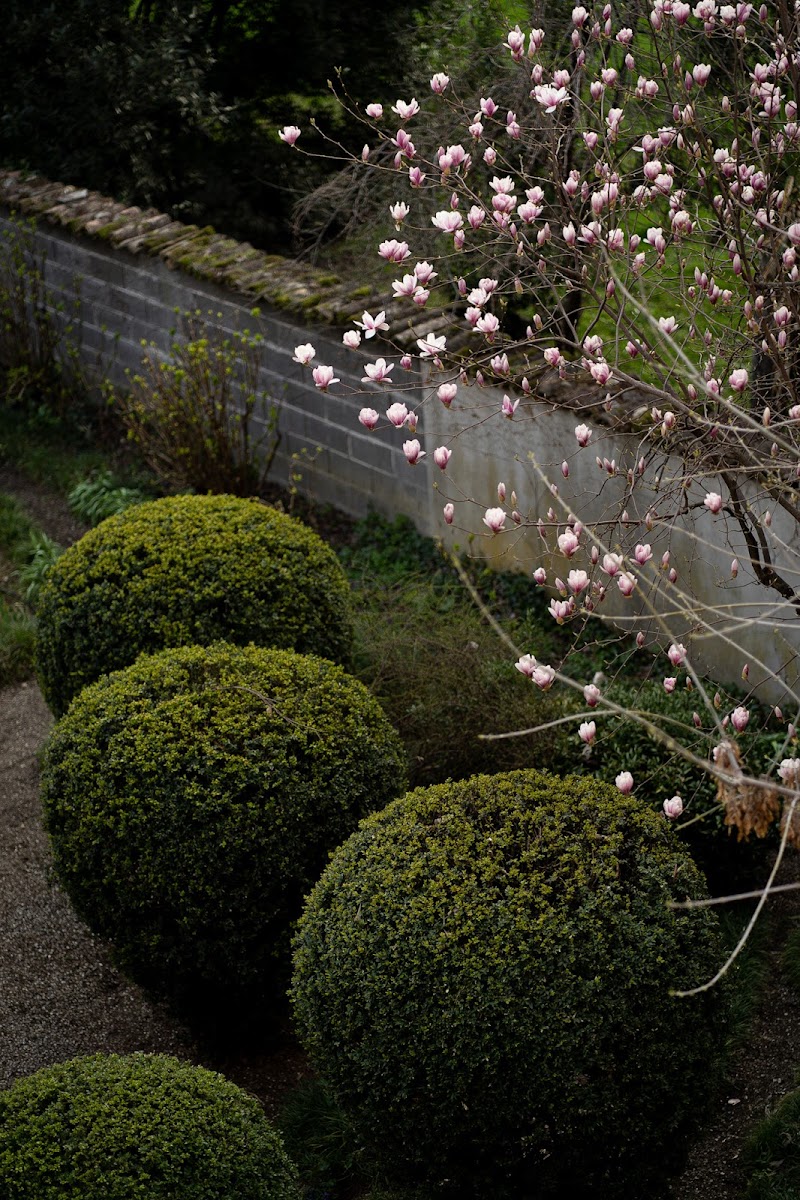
(292, 343, 316, 364)
(568, 569, 589, 594)
(437, 383, 457, 408)
(616, 771, 634, 794)
(731, 706, 750, 733)
(392, 274, 418, 299)
(634, 543, 653, 565)
(342, 331, 362, 349)
(392, 98, 420, 120)
(544, 347, 565, 368)
(365, 103, 383, 119)
(533, 567, 547, 584)
(477, 313, 501, 338)
(378, 240, 411, 263)
(667, 642, 687, 667)
(403, 439, 425, 465)
(729, 368, 749, 391)
(589, 360, 611, 385)
(584, 683, 601, 707)
(557, 529, 580, 557)
(430, 72, 450, 93)
(483, 507, 507, 533)
(362, 359, 394, 383)
(431, 211, 464, 234)
(501, 395, 519, 418)
(579, 720, 597, 745)
(414, 261, 437, 285)
(389, 202, 410, 228)
(617, 572, 636, 597)
(574, 423, 592, 447)
(778, 758, 800, 787)
(312, 365, 339, 390)
(417, 334, 447, 358)
(358, 408, 379, 430)
(515, 653, 537, 678)
(279, 125, 301, 145)
(443, 503, 455, 524)
(531, 664, 556, 690)
(549, 598, 574, 624)
(385, 402, 409, 427)
(602, 552, 623, 577)
(663, 677, 677, 694)
(408, 166, 426, 187)
(704, 492, 723, 514)
(663, 795, 684, 819)
(433, 446, 452, 469)
(356, 310, 390, 339)
(533, 84, 569, 112)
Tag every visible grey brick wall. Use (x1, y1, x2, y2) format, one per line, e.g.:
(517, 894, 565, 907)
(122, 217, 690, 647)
(0, 213, 435, 529)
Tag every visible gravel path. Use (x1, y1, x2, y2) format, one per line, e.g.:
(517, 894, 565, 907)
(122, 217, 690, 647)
(0, 679, 195, 1089)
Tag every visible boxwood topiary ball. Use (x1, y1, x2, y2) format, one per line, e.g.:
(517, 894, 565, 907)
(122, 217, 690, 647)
(35, 493, 354, 715)
(292, 770, 729, 1197)
(41, 643, 406, 1027)
(0, 1052, 299, 1199)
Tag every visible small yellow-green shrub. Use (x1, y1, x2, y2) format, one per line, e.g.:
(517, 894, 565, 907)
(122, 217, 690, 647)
(0, 1053, 299, 1199)
(35, 493, 354, 715)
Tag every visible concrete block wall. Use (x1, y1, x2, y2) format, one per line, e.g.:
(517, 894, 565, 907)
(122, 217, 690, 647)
(0, 206, 434, 525)
(3, 170, 800, 699)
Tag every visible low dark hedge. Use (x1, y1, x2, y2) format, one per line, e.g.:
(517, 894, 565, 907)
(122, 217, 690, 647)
(742, 1085, 800, 1199)
(0, 1052, 299, 1199)
(35, 493, 354, 715)
(41, 643, 406, 1026)
(292, 770, 728, 1197)
(560, 679, 779, 891)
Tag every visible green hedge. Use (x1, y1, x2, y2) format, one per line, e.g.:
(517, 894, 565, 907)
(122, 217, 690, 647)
(35, 493, 354, 715)
(742, 1085, 800, 1199)
(560, 679, 779, 890)
(41, 643, 406, 1026)
(292, 770, 728, 1197)
(0, 1053, 299, 1199)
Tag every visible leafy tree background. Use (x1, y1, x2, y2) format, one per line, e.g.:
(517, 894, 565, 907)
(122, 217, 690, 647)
(0, 0, 515, 250)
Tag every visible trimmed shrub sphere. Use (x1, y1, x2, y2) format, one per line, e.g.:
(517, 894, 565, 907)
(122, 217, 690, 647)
(0, 1053, 299, 1200)
(292, 770, 728, 1197)
(35, 493, 354, 715)
(41, 643, 406, 1021)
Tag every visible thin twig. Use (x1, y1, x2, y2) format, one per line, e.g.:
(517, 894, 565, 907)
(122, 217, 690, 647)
(672, 792, 799, 998)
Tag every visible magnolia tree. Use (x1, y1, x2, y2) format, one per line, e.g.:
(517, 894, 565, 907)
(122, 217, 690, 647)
(281, 0, 800, 983)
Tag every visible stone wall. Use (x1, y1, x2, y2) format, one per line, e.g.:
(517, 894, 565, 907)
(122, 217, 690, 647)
(2, 168, 799, 700)
(0, 170, 452, 527)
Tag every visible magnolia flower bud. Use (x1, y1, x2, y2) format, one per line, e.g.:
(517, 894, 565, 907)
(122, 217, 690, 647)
(663, 795, 684, 818)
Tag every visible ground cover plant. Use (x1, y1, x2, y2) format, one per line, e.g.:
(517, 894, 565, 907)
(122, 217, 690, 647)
(292, 769, 729, 1198)
(741, 1085, 800, 1200)
(0, 493, 61, 685)
(40, 642, 406, 1031)
(35, 493, 355, 715)
(0, 1052, 300, 1199)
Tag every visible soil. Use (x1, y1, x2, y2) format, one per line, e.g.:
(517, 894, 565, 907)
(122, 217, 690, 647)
(2, 469, 800, 1196)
